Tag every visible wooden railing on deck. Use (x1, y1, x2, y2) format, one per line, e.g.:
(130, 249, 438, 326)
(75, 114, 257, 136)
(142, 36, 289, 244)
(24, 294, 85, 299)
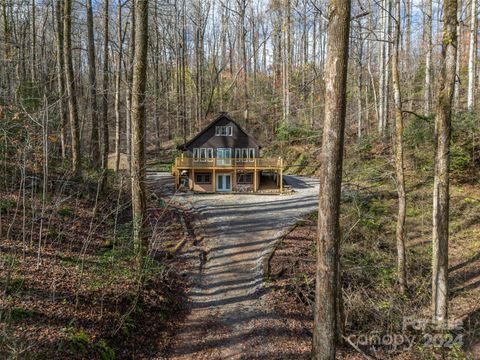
(174, 157, 283, 169)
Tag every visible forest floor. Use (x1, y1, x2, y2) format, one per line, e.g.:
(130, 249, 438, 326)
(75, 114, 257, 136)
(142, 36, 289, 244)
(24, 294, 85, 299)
(0, 171, 192, 359)
(267, 165, 480, 359)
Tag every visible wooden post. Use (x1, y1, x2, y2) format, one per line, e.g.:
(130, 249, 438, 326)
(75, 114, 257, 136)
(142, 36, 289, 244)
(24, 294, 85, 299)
(280, 157, 283, 194)
(175, 170, 179, 188)
(254, 159, 257, 192)
(191, 168, 195, 191)
(233, 157, 237, 191)
(233, 169, 236, 191)
(213, 168, 216, 192)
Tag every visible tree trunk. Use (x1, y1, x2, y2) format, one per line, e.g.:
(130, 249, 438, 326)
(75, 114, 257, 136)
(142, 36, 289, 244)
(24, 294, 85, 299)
(454, 0, 463, 107)
(424, 0, 433, 116)
(357, 36, 363, 139)
(467, 0, 477, 111)
(392, 0, 407, 295)
(131, 0, 148, 269)
(31, 0, 36, 82)
(312, 0, 351, 357)
(405, 0, 411, 56)
(102, 0, 110, 174)
(2, 0, 12, 92)
(55, 0, 68, 160)
(378, 0, 390, 133)
(180, 0, 187, 142)
(282, 0, 291, 125)
(114, 0, 123, 172)
(238, 0, 249, 127)
(63, 0, 81, 174)
(87, 0, 100, 168)
(432, 0, 457, 326)
(126, 1, 135, 174)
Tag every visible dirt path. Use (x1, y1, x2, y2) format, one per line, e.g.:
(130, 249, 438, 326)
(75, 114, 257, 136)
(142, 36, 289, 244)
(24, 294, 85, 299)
(148, 173, 319, 359)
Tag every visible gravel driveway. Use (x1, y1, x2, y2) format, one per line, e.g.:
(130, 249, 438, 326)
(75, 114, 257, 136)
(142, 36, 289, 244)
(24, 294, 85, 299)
(148, 173, 319, 359)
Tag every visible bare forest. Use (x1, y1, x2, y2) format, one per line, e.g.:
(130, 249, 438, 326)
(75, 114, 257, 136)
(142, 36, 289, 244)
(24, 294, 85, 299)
(1, 0, 479, 358)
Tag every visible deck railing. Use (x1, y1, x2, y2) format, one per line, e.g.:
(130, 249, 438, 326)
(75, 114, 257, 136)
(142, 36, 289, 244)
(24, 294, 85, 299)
(174, 157, 283, 169)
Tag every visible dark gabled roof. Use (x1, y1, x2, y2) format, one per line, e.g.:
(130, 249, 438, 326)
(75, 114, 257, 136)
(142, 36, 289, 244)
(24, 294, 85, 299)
(177, 112, 261, 150)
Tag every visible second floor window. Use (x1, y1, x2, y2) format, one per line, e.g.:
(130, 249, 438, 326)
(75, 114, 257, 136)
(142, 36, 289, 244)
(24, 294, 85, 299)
(215, 126, 232, 136)
(235, 148, 255, 162)
(193, 148, 213, 161)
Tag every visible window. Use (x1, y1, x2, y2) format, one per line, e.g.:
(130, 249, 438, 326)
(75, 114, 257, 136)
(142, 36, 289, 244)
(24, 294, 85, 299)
(207, 148, 214, 161)
(237, 173, 253, 184)
(193, 148, 213, 161)
(235, 148, 255, 162)
(242, 148, 249, 161)
(249, 148, 255, 162)
(196, 173, 211, 184)
(215, 126, 233, 136)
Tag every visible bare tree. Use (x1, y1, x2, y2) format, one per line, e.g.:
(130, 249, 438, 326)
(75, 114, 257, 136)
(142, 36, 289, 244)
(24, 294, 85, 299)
(432, 0, 457, 326)
(454, 0, 463, 107)
(378, 0, 391, 133)
(467, 0, 477, 111)
(131, 0, 149, 268)
(114, 0, 124, 172)
(312, 0, 351, 358)
(55, 0, 68, 160)
(87, 0, 100, 167)
(63, 0, 81, 174)
(424, 0, 433, 116)
(392, 0, 407, 294)
(102, 0, 110, 174)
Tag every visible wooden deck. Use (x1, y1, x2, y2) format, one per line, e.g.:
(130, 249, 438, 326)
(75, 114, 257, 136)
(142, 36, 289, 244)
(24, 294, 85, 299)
(173, 157, 283, 170)
(172, 157, 284, 193)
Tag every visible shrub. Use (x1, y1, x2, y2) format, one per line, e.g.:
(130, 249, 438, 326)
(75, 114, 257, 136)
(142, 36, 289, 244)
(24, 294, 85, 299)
(354, 134, 375, 159)
(0, 199, 16, 214)
(69, 329, 90, 353)
(97, 339, 116, 360)
(276, 122, 318, 143)
(10, 307, 35, 321)
(404, 117, 434, 149)
(57, 206, 74, 218)
(450, 144, 471, 174)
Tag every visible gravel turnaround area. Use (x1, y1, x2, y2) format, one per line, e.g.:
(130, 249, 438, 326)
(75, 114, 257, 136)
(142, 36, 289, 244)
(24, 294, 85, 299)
(149, 173, 319, 359)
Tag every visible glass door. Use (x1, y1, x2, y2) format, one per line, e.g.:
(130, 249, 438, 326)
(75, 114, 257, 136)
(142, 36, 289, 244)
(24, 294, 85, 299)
(217, 148, 232, 166)
(216, 174, 232, 192)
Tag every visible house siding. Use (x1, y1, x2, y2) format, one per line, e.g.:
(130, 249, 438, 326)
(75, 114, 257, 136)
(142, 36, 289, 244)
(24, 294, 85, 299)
(185, 116, 260, 157)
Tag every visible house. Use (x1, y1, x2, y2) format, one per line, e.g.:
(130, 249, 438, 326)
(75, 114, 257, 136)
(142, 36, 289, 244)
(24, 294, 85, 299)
(172, 113, 284, 193)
